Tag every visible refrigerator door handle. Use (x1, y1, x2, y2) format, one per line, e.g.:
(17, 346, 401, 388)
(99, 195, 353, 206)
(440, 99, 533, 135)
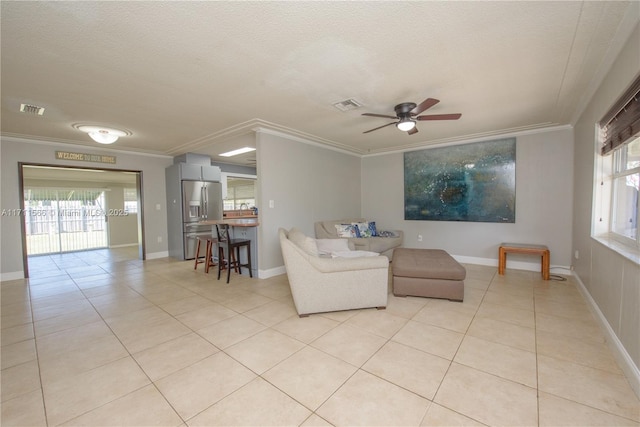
(200, 185, 205, 219)
(203, 184, 208, 219)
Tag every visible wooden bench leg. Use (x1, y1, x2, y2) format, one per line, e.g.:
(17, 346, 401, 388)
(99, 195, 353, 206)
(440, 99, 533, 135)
(498, 246, 506, 275)
(542, 249, 550, 280)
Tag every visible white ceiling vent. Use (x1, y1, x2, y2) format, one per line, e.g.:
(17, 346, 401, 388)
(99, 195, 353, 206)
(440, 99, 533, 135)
(20, 103, 45, 116)
(332, 98, 363, 112)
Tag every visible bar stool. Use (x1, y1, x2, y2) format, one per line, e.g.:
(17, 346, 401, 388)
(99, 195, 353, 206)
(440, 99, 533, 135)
(215, 224, 252, 283)
(194, 235, 217, 273)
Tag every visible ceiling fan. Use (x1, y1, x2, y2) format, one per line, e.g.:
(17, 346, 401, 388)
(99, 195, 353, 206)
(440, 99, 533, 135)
(362, 98, 461, 135)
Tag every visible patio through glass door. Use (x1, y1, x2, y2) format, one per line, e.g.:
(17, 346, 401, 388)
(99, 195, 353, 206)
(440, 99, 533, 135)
(23, 187, 108, 255)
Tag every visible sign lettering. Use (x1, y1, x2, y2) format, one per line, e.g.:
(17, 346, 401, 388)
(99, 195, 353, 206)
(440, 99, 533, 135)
(55, 151, 116, 164)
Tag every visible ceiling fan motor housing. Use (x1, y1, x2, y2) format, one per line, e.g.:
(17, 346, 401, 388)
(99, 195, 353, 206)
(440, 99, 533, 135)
(395, 102, 417, 118)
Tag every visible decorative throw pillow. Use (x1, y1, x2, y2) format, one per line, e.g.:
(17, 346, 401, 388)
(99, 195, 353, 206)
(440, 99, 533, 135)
(316, 238, 351, 255)
(368, 221, 378, 237)
(378, 230, 398, 238)
(335, 224, 357, 238)
(352, 222, 372, 238)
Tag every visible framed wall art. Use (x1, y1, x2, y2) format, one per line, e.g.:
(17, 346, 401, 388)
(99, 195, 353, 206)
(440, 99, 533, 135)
(404, 138, 516, 222)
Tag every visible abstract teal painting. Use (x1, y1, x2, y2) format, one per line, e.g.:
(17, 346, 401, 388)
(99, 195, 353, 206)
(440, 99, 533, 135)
(404, 138, 516, 222)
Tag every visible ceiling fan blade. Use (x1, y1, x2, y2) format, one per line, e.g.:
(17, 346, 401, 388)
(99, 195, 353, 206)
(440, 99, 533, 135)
(362, 113, 398, 119)
(407, 127, 419, 135)
(411, 98, 440, 115)
(363, 122, 397, 134)
(416, 113, 462, 121)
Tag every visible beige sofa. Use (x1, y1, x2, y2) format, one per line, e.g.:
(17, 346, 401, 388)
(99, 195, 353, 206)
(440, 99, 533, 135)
(279, 228, 389, 317)
(314, 218, 403, 259)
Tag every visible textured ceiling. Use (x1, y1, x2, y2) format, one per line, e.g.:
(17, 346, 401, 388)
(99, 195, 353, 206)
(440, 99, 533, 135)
(1, 1, 636, 166)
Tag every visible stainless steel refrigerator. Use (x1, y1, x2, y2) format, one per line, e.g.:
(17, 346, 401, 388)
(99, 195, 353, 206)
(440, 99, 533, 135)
(166, 161, 223, 260)
(181, 180, 223, 259)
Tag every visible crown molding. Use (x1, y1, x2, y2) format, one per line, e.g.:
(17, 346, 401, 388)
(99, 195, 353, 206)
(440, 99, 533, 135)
(362, 124, 573, 158)
(1, 134, 172, 158)
(166, 118, 363, 157)
(3, 122, 574, 162)
(253, 126, 361, 158)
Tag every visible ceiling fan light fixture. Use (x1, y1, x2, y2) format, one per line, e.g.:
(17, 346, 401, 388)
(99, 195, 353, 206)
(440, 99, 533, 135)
(396, 118, 416, 132)
(88, 130, 119, 144)
(76, 125, 129, 144)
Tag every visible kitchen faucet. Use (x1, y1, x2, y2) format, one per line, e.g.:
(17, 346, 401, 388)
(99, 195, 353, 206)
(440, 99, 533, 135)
(239, 203, 248, 212)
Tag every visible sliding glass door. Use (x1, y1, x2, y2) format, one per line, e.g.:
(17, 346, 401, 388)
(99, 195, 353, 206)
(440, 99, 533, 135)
(23, 187, 108, 255)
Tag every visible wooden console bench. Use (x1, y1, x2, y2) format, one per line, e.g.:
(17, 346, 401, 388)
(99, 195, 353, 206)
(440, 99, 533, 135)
(498, 243, 550, 280)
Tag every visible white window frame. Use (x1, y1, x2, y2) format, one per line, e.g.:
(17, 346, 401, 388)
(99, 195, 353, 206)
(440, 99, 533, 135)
(123, 187, 138, 214)
(221, 172, 257, 211)
(610, 138, 640, 247)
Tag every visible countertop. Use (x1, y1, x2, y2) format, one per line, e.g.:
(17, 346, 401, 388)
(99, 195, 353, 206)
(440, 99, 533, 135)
(199, 218, 259, 227)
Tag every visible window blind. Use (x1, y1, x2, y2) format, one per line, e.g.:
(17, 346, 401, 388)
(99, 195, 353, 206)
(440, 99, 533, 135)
(600, 74, 640, 156)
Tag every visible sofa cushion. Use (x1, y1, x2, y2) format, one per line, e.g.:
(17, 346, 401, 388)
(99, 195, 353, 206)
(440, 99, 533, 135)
(367, 238, 398, 254)
(332, 250, 380, 258)
(288, 228, 319, 256)
(316, 238, 350, 256)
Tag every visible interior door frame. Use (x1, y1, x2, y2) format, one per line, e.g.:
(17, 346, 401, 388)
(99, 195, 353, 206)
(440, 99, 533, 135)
(18, 162, 145, 278)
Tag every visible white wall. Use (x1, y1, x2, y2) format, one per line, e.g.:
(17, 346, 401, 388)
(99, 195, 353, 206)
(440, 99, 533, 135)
(362, 127, 575, 269)
(0, 137, 173, 279)
(103, 184, 139, 247)
(256, 129, 361, 274)
(572, 18, 639, 392)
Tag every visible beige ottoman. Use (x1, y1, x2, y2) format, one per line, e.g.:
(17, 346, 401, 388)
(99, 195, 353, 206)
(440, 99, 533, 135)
(392, 248, 465, 302)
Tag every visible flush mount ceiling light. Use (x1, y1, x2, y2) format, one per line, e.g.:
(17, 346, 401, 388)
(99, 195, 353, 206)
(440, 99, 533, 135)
(219, 147, 256, 157)
(75, 125, 129, 144)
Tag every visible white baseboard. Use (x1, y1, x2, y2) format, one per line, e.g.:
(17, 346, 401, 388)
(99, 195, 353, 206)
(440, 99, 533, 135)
(146, 251, 169, 260)
(452, 255, 572, 275)
(109, 243, 139, 248)
(573, 272, 640, 399)
(258, 265, 286, 279)
(1, 271, 25, 281)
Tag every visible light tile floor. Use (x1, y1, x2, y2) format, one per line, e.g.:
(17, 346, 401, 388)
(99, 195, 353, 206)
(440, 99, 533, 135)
(2, 249, 639, 426)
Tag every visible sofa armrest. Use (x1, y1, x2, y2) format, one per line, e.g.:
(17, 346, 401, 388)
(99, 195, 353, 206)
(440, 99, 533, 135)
(308, 254, 389, 273)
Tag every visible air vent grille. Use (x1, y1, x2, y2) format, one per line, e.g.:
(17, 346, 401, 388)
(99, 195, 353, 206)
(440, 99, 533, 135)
(332, 99, 363, 112)
(20, 103, 45, 116)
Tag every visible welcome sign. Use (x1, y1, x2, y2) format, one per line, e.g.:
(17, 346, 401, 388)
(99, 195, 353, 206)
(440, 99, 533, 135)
(55, 151, 116, 164)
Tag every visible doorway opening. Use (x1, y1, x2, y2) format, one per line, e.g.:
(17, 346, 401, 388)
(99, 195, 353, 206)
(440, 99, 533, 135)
(23, 187, 108, 254)
(19, 164, 144, 278)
